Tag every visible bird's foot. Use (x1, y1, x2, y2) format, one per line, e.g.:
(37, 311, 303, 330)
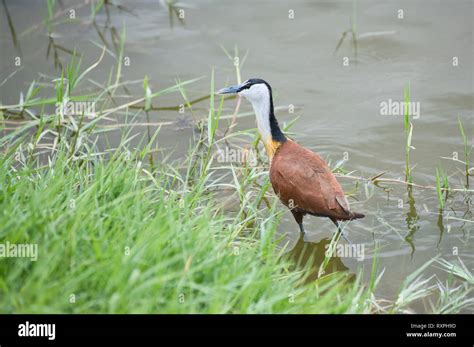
(337, 231, 352, 245)
(303, 232, 310, 242)
(298, 223, 310, 242)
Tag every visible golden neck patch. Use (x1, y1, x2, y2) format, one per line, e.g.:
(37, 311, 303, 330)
(264, 139, 283, 160)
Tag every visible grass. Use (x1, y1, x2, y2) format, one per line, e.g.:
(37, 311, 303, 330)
(435, 167, 449, 210)
(437, 258, 474, 285)
(1, 140, 305, 313)
(403, 83, 414, 184)
(458, 117, 471, 188)
(0, 98, 372, 313)
(334, 0, 358, 60)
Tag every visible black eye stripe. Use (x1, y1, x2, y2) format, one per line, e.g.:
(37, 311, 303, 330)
(239, 78, 272, 93)
(239, 83, 252, 91)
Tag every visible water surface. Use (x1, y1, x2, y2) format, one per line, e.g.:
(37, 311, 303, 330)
(1, 0, 472, 312)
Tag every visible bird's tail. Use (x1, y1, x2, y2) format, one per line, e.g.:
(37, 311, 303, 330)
(349, 212, 365, 220)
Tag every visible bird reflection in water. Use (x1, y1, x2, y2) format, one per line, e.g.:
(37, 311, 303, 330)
(286, 235, 351, 283)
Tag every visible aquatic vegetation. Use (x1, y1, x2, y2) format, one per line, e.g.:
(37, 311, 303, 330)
(435, 167, 449, 210)
(458, 117, 471, 188)
(334, 0, 358, 59)
(403, 83, 414, 184)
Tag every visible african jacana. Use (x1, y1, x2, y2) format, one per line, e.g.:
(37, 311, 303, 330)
(217, 78, 364, 238)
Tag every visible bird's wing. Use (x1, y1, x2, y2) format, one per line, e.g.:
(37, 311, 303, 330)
(270, 142, 350, 219)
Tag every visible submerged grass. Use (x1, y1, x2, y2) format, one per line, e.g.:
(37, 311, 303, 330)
(458, 117, 471, 188)
(403, 83, 414, 184)
(435, 167, 449, 210)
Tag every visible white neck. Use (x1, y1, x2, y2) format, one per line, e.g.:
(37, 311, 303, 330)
(250, 97, 272, 144)
(240, 83, 272, 144)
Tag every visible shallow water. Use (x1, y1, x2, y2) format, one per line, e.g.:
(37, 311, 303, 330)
(1, 0, 472, 312)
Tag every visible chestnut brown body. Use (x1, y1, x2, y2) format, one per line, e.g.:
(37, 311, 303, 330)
(270, 140, 364, 226)
(216, 78, 364, 233)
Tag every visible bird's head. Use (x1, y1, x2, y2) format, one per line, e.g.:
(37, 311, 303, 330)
(216, 78, 272, 104)
(217, 78, 286, 159)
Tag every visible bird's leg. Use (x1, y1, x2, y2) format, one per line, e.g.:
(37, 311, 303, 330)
(291, 210, 305, 235)
(299, 222, 309, 242)
(330, 218, 352, 245)
(298, 222, 305, 234)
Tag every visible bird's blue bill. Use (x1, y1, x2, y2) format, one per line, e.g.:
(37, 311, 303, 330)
(216, 84, 243, 95)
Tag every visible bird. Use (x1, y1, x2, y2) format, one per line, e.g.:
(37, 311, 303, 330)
(217, 78, 364, 239)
